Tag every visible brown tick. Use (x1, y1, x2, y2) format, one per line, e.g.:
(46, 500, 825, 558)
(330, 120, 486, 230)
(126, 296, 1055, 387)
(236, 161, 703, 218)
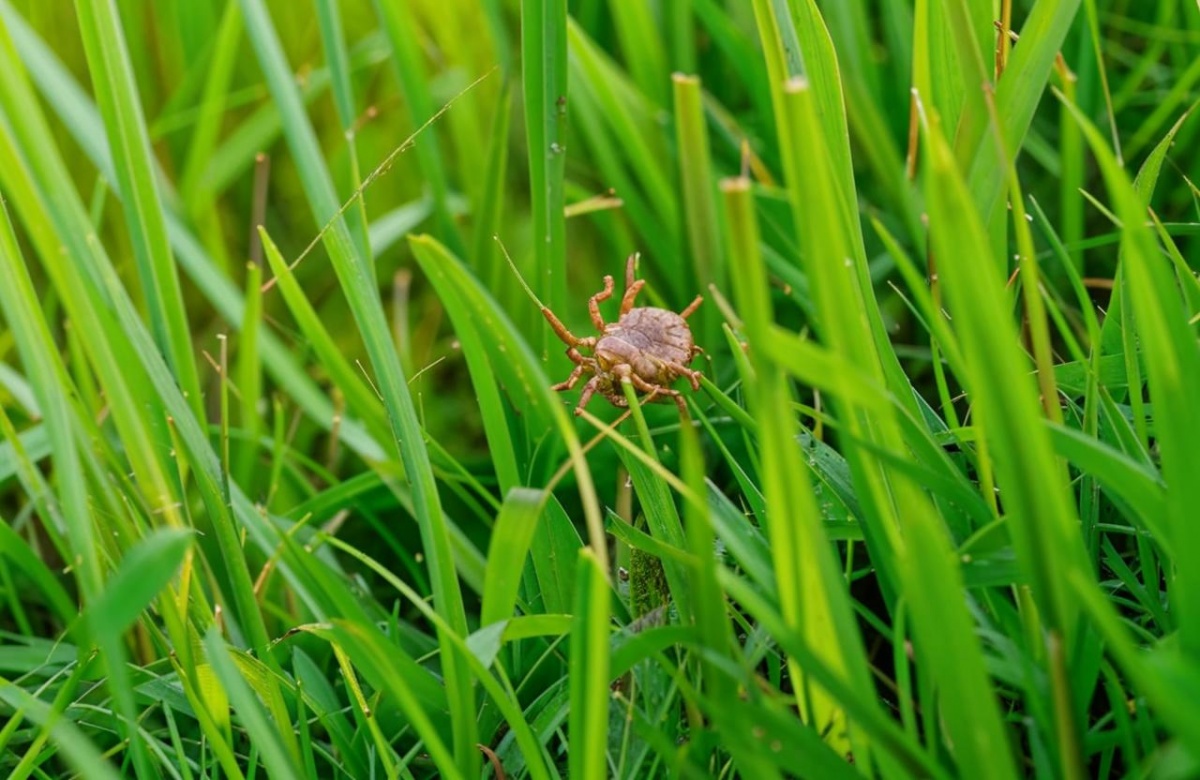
(540, 254, 703, 415)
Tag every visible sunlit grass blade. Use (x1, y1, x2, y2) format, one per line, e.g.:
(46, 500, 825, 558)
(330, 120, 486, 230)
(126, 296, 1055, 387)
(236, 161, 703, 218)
(84, 528, 192, 637)
(763, 31, 1018, 779)
(722, 174, 870, 757)
(672, 73, 724, 348)
(73, 0, 204, 421)
(258, 228, 389, 441)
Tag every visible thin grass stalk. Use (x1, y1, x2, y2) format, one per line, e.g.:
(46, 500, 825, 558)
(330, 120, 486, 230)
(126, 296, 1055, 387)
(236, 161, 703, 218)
(235, 262, 263, 489)
(983, 87, 1062, 425)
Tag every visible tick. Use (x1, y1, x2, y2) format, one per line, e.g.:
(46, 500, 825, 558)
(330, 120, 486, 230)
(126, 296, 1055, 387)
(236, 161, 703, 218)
(541, 254, 703, 415)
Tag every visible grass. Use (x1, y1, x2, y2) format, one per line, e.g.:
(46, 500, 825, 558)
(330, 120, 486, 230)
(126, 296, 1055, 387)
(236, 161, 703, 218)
(0, 0, 1198, 777)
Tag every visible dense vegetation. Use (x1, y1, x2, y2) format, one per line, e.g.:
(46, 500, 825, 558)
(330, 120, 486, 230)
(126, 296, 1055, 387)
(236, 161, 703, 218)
(1, 0, 1198, 777)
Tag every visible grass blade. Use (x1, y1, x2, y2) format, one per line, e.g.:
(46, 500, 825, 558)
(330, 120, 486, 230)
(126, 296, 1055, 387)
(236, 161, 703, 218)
(73, 0, 204, 421)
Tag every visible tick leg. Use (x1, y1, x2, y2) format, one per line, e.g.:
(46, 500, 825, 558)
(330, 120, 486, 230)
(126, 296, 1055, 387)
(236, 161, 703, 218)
(542, 307, 581, 346)
(575, 375, 603, 416)
(553, 347, 596, 390)
(625, 371, 681, 399)
(679, 295, 703, 319)
(542, 309, 597, 351)
(664, 361, 703, 390)
(552, 362, 587, 391)
(588, 275, 615, 330)
(631, 381, 687, 415)
(619, 280, 646, 314)
(619, 254, 646, 314)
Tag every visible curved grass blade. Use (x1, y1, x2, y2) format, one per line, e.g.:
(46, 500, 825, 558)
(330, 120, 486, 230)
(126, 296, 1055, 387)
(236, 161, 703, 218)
(73, 0, 203, 421)
(1059, 90, 1200, 655)
(408, 234, 606, 569)
(235, 2, 479, 770)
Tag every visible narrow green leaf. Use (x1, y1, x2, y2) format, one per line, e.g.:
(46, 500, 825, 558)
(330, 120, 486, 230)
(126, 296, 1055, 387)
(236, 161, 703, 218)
(235, 3, 479, 770)
(1060, 91, 1200, 653)
(73, 0, 204, 421)
(480, 487, 545, 626)
(203, 629, 303, 778)
(568, 549, 610, 780)
(521, 0, 568, 322)
(87, 528, 192, 637)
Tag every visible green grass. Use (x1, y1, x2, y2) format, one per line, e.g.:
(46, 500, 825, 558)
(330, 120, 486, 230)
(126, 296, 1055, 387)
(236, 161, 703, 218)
(1, 0, 1198, 777)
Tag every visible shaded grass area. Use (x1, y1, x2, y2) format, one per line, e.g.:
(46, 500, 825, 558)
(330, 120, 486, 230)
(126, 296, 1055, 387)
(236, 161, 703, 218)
(1, 0, 1199, 777)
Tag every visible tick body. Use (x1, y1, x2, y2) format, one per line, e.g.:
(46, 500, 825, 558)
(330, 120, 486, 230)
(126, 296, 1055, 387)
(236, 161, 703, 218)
(541, 254, 703, 415)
